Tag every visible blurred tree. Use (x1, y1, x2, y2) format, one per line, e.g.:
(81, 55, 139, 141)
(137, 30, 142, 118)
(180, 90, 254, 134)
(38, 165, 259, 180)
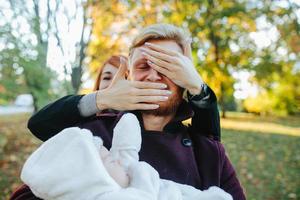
(243, 0, 300, 115)
(52, 0, 92, 93)
(87, 0, 165, 76)
(0, 48, 28, 105)
(167, 0, 258, 118)
(0, 0, 58, 110)
(0, 0, 91, 110)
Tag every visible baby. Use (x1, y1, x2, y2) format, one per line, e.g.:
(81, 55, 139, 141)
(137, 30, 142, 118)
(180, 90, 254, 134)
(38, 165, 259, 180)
(21, 113, 232, 200)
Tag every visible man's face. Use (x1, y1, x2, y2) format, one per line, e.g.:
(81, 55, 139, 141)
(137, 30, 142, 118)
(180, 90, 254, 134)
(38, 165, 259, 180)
(129, 39, 183, 115)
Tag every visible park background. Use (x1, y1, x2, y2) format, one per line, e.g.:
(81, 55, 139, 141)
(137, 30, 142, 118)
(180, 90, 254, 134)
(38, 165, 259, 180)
(0, 0, 299, 199)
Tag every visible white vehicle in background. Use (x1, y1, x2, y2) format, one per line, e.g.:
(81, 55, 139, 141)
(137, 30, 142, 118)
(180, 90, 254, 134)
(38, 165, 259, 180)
(0, 94, 34, 115)
(14, 94, 33, 107)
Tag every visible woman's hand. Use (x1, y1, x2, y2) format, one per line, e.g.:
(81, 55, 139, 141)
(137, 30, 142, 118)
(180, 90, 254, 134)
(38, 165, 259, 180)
(96, 58, 172, 111)
(141, 42, 204, 95)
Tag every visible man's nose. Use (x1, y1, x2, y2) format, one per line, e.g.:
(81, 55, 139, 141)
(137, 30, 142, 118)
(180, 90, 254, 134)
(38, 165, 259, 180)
(146, 68, 162, 82)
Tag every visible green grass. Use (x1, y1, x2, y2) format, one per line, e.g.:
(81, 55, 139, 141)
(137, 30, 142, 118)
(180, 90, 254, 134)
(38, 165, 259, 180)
(220, 112, 300, 200)
(223, 129, 300, 199)
(0, 114, 41, 199)
(0, 113, 299, 200)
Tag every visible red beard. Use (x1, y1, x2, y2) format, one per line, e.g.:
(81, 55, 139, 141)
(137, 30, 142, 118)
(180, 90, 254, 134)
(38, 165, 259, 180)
(142, 86, 183, 116)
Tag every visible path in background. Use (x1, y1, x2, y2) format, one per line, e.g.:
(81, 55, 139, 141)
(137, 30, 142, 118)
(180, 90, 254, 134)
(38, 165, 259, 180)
(0, 106, 33, 115)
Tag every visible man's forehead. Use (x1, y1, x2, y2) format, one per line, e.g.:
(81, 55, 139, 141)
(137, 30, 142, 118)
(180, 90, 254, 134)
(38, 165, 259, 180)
(143, 39, 183, 52)
(131, 39, 183, 64)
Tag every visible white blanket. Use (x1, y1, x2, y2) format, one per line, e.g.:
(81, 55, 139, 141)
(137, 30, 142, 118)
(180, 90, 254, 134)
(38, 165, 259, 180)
(21, 113, 232, 200)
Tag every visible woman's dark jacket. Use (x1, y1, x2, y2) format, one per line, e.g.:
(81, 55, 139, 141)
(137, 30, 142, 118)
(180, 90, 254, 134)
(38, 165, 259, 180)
(27, 85, 220, 142)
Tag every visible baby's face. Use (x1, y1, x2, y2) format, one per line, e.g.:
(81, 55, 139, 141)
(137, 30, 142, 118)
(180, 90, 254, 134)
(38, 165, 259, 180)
(99, 146, 129, 188)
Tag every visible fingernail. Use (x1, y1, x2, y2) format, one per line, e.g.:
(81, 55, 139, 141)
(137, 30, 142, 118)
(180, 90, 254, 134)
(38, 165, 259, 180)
(161, 84, 167, 88)
(166, 90, 172, 95)
(145, 42, 150, 45)
(160, 96, 168, 101)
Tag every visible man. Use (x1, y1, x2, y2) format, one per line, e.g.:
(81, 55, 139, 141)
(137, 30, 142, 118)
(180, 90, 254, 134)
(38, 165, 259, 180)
(10, 24, 245, 200)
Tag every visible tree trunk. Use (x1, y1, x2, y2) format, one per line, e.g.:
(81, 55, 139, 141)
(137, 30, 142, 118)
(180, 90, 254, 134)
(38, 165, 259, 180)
(206, 0, 227, 118)
(70, 5, 90, 94)
(210, 29, 227, 118)
(220, 83, 226, 118)
(71, 67, 82, 94)
(31, 92, 38, 113)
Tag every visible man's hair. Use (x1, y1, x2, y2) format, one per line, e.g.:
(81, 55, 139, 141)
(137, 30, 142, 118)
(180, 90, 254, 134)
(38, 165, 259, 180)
(129, 23, 191, 57)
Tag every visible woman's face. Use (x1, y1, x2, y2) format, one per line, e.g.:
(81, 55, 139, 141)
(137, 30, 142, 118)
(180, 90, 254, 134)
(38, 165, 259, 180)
(99, 63, 118, 90)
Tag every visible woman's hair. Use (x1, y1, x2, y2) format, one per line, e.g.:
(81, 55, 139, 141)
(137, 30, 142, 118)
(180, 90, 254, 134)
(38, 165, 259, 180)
(129, 23, 191, 60)
(93, 55, 127, 91)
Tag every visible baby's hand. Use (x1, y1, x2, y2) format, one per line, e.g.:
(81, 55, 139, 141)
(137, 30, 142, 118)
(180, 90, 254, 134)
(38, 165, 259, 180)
(112, 113, 142, 151)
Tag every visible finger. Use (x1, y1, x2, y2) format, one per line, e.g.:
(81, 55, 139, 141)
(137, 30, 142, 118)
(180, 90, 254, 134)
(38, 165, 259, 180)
(144, 42, 180, 57)
(133, 103, 159, 110)
(183, 40, 192, 60)
(136, 89, 172, 96)
(142, 52, 173, 71)
(114, 57, 128, 80)
(147, 60, 172, 78)
(141, 47, 174, 64)
(135, 95, 169, 103)
(131, 81, 167, 89)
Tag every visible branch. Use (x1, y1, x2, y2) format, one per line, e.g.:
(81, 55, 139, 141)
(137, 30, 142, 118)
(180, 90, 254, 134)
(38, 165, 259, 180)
(32, 0, 43, 44)
(78, 5, 90, 69)
(45, 0, 51, 38)
(53, 0, 67, 58)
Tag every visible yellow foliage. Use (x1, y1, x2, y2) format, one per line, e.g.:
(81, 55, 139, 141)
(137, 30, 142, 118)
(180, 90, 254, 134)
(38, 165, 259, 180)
(243, 91, 274, 114)
(228, 16, 240, 25)
(79, 88, 93, 95)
